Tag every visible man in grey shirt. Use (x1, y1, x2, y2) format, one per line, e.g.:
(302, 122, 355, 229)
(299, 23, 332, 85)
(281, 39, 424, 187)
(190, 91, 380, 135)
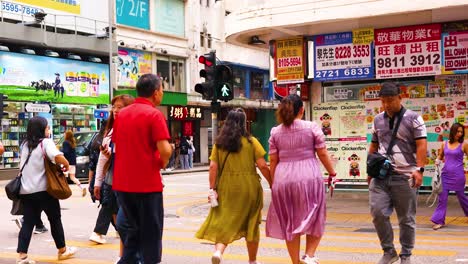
(368, 83, 427, 264)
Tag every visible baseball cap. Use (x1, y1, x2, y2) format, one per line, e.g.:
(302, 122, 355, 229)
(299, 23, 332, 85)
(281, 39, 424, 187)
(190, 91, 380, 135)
(379, 82, 400, 96)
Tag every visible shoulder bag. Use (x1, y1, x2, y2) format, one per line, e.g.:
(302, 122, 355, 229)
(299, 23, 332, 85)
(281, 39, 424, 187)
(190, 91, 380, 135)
(214, 146, 230, 190)
(40, 141, 72, 200)
(5, 149, 32, 201)
(367, 108, 406, 179)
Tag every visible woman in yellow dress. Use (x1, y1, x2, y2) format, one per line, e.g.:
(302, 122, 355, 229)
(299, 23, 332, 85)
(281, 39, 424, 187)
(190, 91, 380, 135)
(196, 108, 271, 264)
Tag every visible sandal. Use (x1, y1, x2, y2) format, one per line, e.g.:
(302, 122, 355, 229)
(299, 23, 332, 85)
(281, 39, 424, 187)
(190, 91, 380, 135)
(432, 224, 443, 230)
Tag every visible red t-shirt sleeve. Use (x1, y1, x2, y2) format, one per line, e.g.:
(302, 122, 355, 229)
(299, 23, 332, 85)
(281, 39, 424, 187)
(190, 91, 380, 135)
(152, 111, 170, 143)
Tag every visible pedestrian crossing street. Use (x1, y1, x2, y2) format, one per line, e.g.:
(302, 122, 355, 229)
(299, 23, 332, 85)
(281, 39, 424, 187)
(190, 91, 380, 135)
(1, 176, 467, 264)
(1, 213, 467, 263)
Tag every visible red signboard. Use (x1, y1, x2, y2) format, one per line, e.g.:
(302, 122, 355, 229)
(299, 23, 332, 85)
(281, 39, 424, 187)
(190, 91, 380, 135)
(273, 82, 309, 101)
(375, 24, 442, 79)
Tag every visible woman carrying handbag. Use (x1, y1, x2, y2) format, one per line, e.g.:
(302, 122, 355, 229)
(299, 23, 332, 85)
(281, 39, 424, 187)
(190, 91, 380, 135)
(16, 116, 77, 264)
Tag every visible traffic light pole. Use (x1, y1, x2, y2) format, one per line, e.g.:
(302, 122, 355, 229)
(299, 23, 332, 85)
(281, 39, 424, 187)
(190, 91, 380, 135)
(211, 100, 221, 146)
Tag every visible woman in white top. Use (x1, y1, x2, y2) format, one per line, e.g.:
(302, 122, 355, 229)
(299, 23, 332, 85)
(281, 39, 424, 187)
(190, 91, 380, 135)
(90, 95, 134, 261)
(16, 116, 77, 264)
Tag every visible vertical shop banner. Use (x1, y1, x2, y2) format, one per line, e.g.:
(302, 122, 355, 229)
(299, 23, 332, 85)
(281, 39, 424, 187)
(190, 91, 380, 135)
(116, 0, 150, 30)
(276, 38, 304, 85)
(0, 51, 109, 104)
(314, 30, 374, 81)
(442, 32, 468, 74)
(375, 24, 442, 79)
(117, 48, 152, 88)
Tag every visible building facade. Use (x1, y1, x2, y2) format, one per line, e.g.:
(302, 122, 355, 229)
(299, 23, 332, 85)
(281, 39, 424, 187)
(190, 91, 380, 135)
(0, 0, 112, 172)
(224, 0, 468, 187)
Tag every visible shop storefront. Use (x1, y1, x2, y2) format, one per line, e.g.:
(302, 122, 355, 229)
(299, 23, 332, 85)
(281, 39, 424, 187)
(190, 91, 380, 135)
(269, 22, 468, 188)
(0, 50, 110, 169)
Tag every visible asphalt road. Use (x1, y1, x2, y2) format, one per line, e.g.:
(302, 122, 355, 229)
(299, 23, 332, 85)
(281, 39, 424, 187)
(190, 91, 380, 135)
(0, 171, 467, 264)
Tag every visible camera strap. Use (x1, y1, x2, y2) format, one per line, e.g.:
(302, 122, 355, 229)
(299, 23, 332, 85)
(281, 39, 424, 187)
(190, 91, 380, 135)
(386, 107, 406, 157)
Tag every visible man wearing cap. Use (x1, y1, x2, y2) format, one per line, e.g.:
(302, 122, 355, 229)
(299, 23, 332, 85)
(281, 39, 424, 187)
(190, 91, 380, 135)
(368, 82, 427, 264)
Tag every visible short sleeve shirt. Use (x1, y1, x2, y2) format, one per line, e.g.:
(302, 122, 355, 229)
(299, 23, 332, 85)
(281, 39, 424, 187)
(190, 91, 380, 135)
(112, 98, 170, 193)
(371, 107, 427, 175)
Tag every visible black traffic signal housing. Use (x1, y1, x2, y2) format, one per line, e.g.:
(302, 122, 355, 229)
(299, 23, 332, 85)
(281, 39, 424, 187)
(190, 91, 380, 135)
(195, 51, 216, 100)
(215, 65, 234, 102)
(0, 93, 8, 120)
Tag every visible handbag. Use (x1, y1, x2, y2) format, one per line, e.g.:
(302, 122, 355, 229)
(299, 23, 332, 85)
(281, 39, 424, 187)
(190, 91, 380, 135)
(5, 150, 32, 201)
(426, 162, 443, 207)
(40, 141, 72, 200)
(367, 108, 406, 179)
(10, 199, 24, 215)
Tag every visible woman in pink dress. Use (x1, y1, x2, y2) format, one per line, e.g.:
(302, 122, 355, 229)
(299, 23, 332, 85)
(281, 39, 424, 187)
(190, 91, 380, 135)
(266, 94, 336, 264)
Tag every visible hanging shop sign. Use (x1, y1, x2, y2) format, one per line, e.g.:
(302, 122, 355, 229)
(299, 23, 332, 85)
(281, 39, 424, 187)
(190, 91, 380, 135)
(116, 0, 150, 30)
(13, 0, 80, 14)
(276, 37, 304, 85)
(314, 30, 374, 81)
(169, 106, 203, 120)
(0, 51, 110, 105)
(117, 48, 152, 88)
(442, 31, 468, 74)
(375, 24, 442, 79)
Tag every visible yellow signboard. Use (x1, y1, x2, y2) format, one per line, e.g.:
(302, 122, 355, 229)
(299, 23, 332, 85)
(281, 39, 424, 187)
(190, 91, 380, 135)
(276, 37, 304, 85)
(14, 0, 81, 14)
(352, 28, 374, 45)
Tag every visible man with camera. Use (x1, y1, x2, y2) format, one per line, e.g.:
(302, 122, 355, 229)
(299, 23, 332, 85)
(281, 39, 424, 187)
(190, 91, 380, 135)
(367, 82, 427, 264)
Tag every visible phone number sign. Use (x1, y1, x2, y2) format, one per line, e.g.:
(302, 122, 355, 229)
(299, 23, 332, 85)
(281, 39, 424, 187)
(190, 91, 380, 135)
(314, 31, 374, 81)
(375, 24, 442, 79)
(276, 38, 304, 85)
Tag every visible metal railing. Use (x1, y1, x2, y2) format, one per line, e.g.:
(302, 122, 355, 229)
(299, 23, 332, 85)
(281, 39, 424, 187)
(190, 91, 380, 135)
(0, 0, 108, 36)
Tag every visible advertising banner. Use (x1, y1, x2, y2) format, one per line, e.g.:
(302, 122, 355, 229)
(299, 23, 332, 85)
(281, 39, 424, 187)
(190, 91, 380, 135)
(116, 0, 150, 30)
(339, 102, 367, 140)
(312, 103, 340, 140)
(375, 24, 442, 79)
(314, 31, 374, 81)
(117, 48, 152, 88)
(276, 38, 304, 85)
(0, 51, 109, 104)
(442, 31, 468, 74)
(13, 0, 80, 14)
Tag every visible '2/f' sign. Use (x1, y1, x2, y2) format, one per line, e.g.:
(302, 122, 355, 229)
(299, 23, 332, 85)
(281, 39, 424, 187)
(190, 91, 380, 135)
(116, 0, 149, 30)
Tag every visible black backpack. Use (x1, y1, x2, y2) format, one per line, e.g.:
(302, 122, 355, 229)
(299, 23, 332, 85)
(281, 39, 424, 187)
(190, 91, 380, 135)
(180, 143, 189, 155)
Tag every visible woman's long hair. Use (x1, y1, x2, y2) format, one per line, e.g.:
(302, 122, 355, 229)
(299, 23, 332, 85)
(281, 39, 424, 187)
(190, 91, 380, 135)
(64, 130, 76, 148)
(449, 123, 464, 144)
(215, 108, 251, 152)
(104, 94, 135, 136)
(22, 116, 48, 152)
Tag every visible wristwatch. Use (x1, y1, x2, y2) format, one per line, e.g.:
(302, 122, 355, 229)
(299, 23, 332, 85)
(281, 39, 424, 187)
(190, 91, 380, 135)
(417, 167, 425, 173)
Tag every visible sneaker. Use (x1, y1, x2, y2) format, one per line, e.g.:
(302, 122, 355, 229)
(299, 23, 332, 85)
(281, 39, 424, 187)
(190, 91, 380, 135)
(15, 218, 22, 229)
(377, 249, 399, 264)
(89, 232, 107, 244)
(211, 251, 221, 264)
(82, 188, 87, 197)
(400, 255, 412, 264)
(16, 257, 36, 264)
(57, 246, 77, 260)
(300, 255, 320, 264)
(33, 226, 48, 234)
(432, 224, 443, 230)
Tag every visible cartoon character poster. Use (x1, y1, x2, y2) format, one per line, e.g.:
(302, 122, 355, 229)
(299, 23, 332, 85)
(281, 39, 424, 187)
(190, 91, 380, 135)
(312, 103, 340, 139)
(117, 48, 152, 88)
(340, 142, 368, 182)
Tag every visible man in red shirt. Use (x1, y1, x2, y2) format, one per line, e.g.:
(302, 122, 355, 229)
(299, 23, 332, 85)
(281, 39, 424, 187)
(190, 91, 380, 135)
(112, 73, 172, 264)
